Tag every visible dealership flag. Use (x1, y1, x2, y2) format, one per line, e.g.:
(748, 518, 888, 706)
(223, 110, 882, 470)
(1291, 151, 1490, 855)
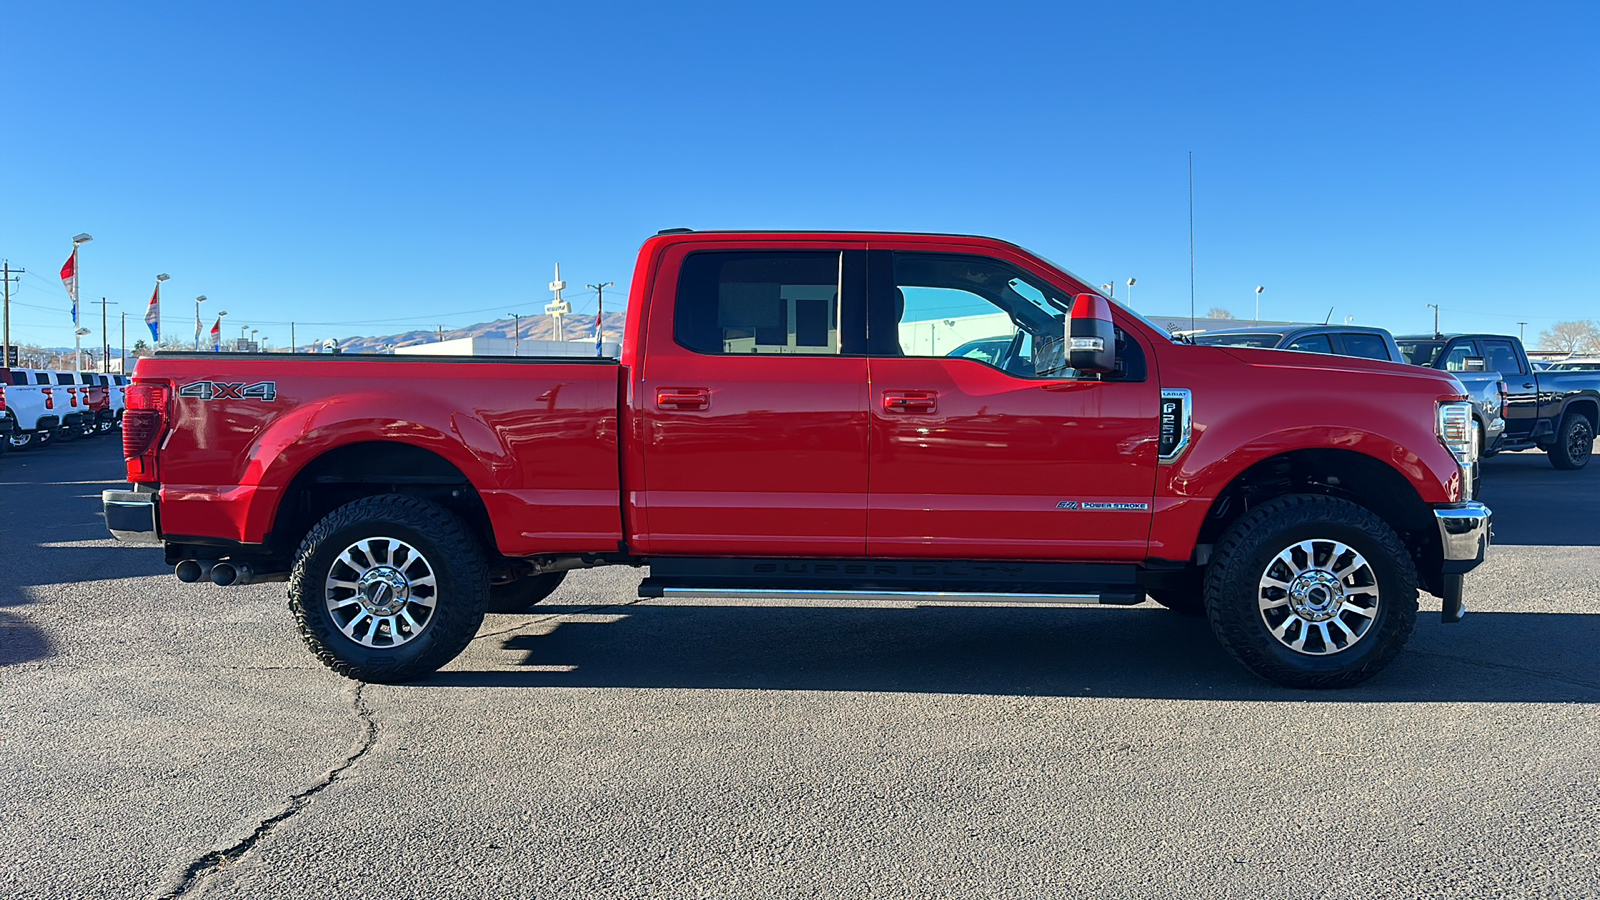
(211, 317, 222, 352)
(145, 283, 161, 341)
(60, 250, 79, 325)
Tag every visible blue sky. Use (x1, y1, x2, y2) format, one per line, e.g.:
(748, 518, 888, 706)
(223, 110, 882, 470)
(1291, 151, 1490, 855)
(3, 0, 1596, 352)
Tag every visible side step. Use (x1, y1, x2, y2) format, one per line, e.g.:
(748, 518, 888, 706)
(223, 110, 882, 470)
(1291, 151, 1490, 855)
(638, 557, 1147, 606)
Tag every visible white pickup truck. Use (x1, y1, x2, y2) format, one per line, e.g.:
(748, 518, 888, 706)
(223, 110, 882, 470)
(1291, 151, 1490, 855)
(1, 367, 83, 449)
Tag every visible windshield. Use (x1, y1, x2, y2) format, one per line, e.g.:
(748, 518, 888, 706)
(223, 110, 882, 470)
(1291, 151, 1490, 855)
(1191, 332, 1284, 349)
(1397, 340, 1445, 366)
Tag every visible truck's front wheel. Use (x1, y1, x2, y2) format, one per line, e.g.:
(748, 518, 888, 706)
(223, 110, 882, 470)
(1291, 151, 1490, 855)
(289, 494, 488, 683)
(1204, 494, 1418, 689)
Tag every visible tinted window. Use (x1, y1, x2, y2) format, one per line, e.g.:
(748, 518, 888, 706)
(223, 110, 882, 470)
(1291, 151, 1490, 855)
(1481, 340, 1524, 376)
(1439, 342, 1480, 372)
(1284, 334, 1335, 354)
(1398, 340, 1445, 366)
(34, 372, 50, 385)
(675, 252, 843, 356)
(1193, 332, 1284, 349)
(1341, 333, 1393, 360)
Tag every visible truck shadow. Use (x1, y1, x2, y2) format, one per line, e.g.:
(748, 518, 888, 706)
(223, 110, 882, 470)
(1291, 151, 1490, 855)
(429, 603, 1600, 703)
(1479, 446, 1600, 546)
(0, 611, 54, 666)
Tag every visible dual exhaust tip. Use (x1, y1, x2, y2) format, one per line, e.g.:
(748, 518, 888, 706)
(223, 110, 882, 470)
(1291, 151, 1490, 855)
(174, 559, 255, 586)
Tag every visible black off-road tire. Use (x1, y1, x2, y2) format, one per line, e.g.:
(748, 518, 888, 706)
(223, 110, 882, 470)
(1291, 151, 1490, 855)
(289, 493, 488, 683)
(1548, 412, 1594, 471)
(487, 570, 568, 614)
(1204, 494, 1418, 689)
(53, 422, 77, 443)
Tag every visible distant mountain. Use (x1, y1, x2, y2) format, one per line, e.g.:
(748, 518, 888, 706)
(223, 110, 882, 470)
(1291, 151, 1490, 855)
(296, 312, 627, 354)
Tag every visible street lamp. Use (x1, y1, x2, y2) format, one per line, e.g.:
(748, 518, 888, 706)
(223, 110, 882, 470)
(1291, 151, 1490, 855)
(194, 295, 208, 350)
(1101, 282, 1114, 298)
(1126, 277, 1136, 308)
(250, 328, 258, 352)
(74, 326, 91, 370)
(1254, 285, 1265, 322)
(508, 312, 521, 355)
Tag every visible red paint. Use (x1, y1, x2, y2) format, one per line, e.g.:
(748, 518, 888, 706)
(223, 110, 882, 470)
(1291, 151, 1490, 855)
(128, 231, 1471, 574)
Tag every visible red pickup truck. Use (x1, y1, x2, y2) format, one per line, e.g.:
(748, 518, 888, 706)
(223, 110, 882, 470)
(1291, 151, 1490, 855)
(104, 230, 1491, 688)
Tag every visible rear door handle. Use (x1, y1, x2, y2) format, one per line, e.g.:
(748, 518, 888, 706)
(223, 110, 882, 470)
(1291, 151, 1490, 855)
(883, 391, 938, 414)
(656, 387, 710, 410)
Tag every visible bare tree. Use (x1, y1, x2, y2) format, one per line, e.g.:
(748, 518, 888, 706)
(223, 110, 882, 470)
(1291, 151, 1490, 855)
(1206, 308, 1235, 320)
(1538, 320, 1600, 354)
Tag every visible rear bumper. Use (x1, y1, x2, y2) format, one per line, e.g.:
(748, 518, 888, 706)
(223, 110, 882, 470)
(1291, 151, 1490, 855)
(103, 489, 160, 544)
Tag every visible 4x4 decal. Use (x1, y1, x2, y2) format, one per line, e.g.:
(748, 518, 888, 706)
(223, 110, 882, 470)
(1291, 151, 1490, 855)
(178, 381, 277, 401)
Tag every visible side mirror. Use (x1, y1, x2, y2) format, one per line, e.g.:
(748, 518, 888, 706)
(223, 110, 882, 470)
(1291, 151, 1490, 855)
(1068, 293, 1118, 374)
(1463, 356, 1486, 372)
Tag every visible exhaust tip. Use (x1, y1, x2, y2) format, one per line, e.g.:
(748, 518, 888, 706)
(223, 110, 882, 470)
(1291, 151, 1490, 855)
(175, 560, 206, 583)
(210, 562, 238, 586)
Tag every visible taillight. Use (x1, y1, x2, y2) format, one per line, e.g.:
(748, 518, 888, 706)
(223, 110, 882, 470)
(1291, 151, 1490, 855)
(0, 383, 6, 413)
(123, 382, 171, 483)
(42, 387, 54, 410)
(1497, 381, 1508, 416)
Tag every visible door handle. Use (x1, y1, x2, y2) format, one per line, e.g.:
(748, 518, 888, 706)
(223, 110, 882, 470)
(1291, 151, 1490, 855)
(1523, 383, 1534, 389)
(656, 388, 710, 410)
(883, 391, 938, 414)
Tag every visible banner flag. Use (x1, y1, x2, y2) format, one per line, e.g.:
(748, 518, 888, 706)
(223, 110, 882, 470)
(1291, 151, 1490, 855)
(211, 317, 222, 352)
(145, 283, 161, 341)
(60, 250, 79, 325)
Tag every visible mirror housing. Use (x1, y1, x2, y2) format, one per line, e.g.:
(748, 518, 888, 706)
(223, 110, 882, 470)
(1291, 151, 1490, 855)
(1068, 293, 1118, 375)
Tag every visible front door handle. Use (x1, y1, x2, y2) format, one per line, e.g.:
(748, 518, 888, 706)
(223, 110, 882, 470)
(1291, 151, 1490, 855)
(1523, 383, 1534, 389)
(883, 391, 938, 414)
(656, 387, 710, 410)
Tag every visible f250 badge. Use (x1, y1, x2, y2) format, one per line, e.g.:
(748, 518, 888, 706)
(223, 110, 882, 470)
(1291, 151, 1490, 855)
(178, 381, 277, 401)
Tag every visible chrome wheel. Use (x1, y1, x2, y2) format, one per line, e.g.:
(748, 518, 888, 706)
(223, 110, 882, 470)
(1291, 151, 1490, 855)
(1258, 538, 1379, 656)
(324, 537, 439, 648)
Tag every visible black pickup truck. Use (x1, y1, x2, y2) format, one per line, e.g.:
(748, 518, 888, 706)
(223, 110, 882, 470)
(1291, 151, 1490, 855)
(1396, 333, 1600, 469)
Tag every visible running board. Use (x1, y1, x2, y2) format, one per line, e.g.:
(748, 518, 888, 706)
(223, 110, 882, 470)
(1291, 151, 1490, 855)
(637, 557, 1147, 606)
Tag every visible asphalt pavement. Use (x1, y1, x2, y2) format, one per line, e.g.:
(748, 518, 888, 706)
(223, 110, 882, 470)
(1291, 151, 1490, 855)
(2, 436, 1597, 899)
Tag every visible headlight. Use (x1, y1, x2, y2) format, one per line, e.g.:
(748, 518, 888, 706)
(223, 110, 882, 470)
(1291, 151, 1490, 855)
(1437, 401, 1477, 469)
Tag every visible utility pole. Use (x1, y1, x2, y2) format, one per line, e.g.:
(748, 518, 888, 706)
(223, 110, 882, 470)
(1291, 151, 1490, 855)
(93, 298, 119, 372)
(508, 312, 521, 355)
(120, 312, 126, 373)
(1518, 322, 1527, 342)
(291, 322, 296, 353)
(586, 282, 613, 357)
(1427, 303, 1440, 336)
(2, 261, 23, 367)
(437, 325, 444, 342)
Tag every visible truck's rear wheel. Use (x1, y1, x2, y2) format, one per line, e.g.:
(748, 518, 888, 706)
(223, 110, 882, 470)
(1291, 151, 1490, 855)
(488, 570, 567, 613)
(289, 494, 488, 683)
(1548, 412, 1593, 470)
(1204, 494, 1418, 689)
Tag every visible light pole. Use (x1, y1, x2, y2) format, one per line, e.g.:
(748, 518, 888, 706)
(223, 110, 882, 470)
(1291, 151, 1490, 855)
(1426, 303, 1440, 336)
(74, 327, 91, 371)
(1254, 285, 1264, 322)
(508, 312, 521, 355)
(70, 234, 93, 369)
(1126, 277, 1136, 308)
(250, 328, 258, 352)
(1518, 321, 1527, 342)
(1101, 282, 1114, 299)
(194, 295, 208, 350)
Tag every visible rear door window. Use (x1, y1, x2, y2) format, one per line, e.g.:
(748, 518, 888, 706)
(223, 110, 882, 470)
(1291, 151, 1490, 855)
(674, 251, 849, 356)
(1284, 334, 1335, 354)
(1339, 333, 1393, 360)
(1481, 340, 1525, 376)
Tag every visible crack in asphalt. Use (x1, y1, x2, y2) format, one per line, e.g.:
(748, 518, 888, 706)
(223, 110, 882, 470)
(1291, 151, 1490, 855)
(149, 683, 378, 900)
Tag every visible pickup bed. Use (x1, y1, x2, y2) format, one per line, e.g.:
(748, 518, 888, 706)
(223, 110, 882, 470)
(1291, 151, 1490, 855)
(1397, 333, 1600, 469)
(105, 231, 1491, 689)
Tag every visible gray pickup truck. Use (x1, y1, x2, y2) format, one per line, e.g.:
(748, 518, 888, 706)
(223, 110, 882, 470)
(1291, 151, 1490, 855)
(1189, 325, 1506, 475)
(1397, 333, 1600, 469)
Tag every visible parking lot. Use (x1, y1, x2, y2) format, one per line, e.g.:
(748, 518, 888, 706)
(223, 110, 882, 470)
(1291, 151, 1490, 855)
(2, 438, 1597, 899)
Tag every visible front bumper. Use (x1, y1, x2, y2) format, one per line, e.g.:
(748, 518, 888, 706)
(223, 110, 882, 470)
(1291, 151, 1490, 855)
(104, 488, 160, 544)
(1433, 501, 1492, 624)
